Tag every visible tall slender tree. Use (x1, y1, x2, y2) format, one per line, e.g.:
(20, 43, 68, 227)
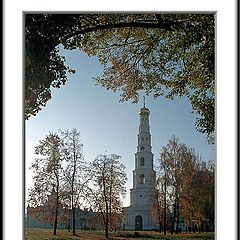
(86, 154, 127, 238)
(60, 128, 85, 235)
(151, 151, 171, 235)
(28, 132, 65, 235)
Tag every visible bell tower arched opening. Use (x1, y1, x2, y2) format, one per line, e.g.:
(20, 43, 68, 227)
(135, 215, 143, 230)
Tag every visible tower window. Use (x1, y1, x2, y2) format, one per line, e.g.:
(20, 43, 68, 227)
(140, 157, 144, 166)
(139, 174, 145, 184)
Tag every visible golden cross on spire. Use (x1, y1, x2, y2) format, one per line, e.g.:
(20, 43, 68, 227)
(143, 95, 146, 107)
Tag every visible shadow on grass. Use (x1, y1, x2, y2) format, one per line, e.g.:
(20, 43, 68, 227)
(115, 231, 214, 240)
(116, 232, 154, 238)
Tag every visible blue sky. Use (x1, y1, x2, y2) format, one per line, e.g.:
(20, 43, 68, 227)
(25, 46, 215, 207)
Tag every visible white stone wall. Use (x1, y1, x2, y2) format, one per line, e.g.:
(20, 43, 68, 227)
(123, 105, 158, 230)
(123, 208, 156, 230)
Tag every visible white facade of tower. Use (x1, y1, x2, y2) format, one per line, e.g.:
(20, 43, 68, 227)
(123, 104, 157, 230)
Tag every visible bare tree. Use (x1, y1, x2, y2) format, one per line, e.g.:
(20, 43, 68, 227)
(60, 128, 85, 235)
(28, 132, 66, 235)
(85, 154, 127, 238)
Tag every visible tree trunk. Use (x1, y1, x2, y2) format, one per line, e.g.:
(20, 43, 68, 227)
(53, 205, 58, 235)
(72, 207, 76, 235)
(53, 190, 59, 235)
(109, 189, 112, 231)
(53, 169, 60, 236)
(158, 220, 161, 233)
(163, 178, 167, 235)
(102, 166, 109, 239)
(71, 186, 76, 235)
(176, 205, 180, 234)
(158, 205, 161, 233)
(105, 212, 109, 238)
(163, 205, 166, 235)
(72, 149, 76, 235)
(171, 202, 176, 235)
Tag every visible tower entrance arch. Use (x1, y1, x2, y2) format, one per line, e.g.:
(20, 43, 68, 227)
(135, 215, 143, 230)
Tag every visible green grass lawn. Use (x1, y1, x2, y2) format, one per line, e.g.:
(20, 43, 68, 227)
(25, 228, 214, 240)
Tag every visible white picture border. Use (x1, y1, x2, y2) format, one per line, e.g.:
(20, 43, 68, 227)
(4, 0, 237, 239)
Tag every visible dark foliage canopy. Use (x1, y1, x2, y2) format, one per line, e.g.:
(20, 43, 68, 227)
(25, 13, 215, 143)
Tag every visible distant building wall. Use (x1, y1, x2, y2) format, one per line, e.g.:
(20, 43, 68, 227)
(26, 206, 103, 230)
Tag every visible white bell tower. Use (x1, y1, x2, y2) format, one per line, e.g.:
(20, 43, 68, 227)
(123, 98, 157, 230)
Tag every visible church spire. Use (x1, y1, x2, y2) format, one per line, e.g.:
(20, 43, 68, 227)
(122, 102, 156, 230)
